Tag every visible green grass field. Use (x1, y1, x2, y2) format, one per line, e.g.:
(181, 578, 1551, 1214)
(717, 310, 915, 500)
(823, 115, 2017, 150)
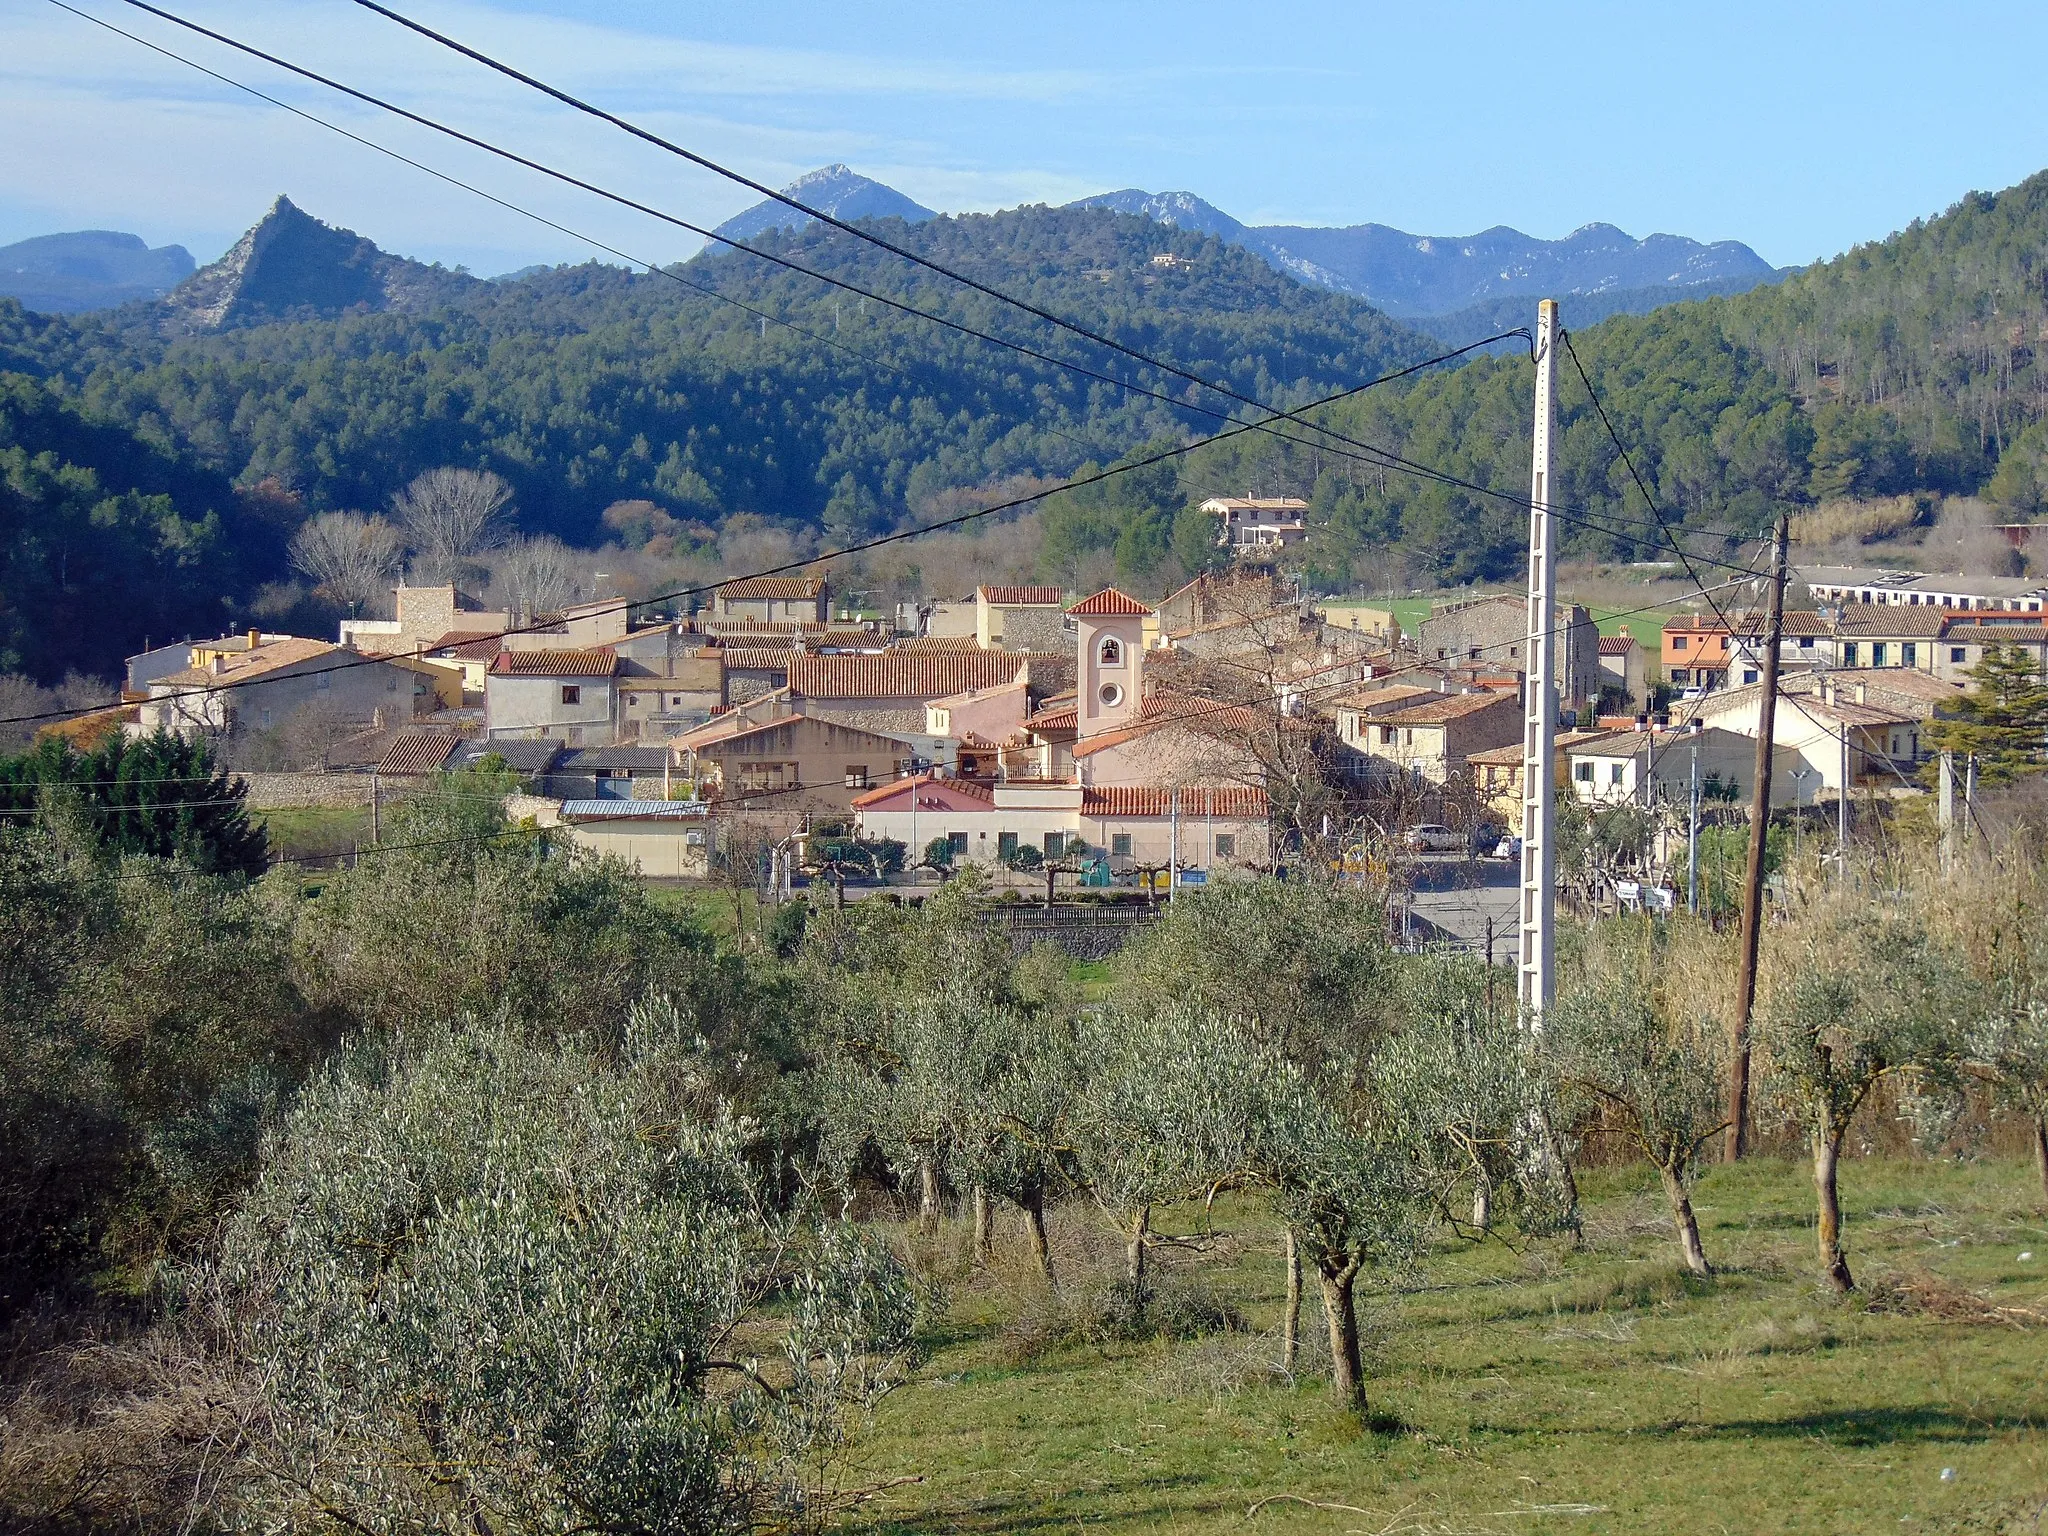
(255, 804, 371, 863)
(843, 1159, 2048, 1533)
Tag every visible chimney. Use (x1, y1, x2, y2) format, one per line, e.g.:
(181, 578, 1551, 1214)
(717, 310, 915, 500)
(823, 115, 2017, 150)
(209, 653, 227, 676)
(247, 628, 261, 648)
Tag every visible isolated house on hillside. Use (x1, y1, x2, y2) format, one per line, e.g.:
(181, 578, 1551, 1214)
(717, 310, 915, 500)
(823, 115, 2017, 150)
(1202, 496, 1308, 555)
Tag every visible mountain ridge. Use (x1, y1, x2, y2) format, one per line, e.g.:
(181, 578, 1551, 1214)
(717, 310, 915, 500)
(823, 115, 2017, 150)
(0, 230, 194, 314)
(1071, 187, 1783, 317)
(712, 164, 936, 244)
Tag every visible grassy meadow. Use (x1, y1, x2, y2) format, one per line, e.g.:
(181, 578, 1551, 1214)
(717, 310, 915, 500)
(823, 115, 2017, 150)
(845, 1159, 2048, 1534)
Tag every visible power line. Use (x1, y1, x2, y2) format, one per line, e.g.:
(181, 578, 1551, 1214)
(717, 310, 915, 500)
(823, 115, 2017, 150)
(0, 348, 1486, 730)
(79, 2, 1770, 574)
(347, 0, 1790, 558)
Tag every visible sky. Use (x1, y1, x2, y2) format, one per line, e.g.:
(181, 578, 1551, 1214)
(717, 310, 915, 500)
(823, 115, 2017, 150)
(5, 0, 2048, 277)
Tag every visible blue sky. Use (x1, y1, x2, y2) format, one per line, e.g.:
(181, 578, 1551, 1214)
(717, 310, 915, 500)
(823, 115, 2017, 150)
(5, 0, 2047, 276)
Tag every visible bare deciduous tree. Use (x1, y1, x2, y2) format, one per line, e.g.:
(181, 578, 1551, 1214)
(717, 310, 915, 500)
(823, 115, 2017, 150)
(493, 534, 581, 622)
(288, 512, 405, 614)
(391, 468, 514, 586)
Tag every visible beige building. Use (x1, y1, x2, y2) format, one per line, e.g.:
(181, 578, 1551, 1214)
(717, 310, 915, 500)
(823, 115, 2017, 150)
(1354, 690, 1523, 786)
(136, 632, 454, 741)
(712, 575, 828, 624)
(975, 586, 1068, 651)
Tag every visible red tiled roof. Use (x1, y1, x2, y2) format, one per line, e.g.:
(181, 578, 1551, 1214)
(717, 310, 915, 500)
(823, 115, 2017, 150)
(789, 651, 1027, 699)
(896, 634, 986, 652)
(1069, 691, 1266, 758)
(1374, 691, 1518, 727)
(719, 648, 800, 670)
(377, 728, 463, 776)
(979, 585, 1064, 606)
(1597, 635, 1637, 655)
(850, 771, 996, 810)
(488, 649, 619, 677)
(717, 575, 825, 601)
(427, 630, 505, 661)
(1080, 786, 1269, 819)
(1067, 587, 1153, 617)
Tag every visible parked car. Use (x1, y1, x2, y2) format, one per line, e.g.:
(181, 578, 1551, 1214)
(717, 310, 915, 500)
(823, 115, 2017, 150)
(1400, 823, 1466, 852)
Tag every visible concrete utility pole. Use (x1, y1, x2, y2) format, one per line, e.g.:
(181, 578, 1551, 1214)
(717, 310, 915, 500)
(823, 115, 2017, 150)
(1727, 512, 1790, 1162)
(1939, 750, 1957, 872)
(1517, 299, 1560, 1020)
(1687, 744, 1701, 916)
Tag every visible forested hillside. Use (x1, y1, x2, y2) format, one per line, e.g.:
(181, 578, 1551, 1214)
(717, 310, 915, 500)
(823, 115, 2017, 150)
(9, 170, 2048, 678)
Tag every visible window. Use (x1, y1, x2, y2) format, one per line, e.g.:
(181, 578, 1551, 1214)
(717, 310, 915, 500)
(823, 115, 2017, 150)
(1903, 643, 1917, 666)
(1742, 669, 1759, 685)
(1468, 645, 1481, 660)
(1799, 636, 1815, 648)
(843, 764, 870, 789)
(1842, 643, 1859, 666)
(1213, 833, 1236, 859)
(1098, 636, 1123, 666)
(1672, 635, 1688, 651)
(314, 671, 330, 691)
(1574, 761, 1594, 783)
(1951, 647, 1968, 663)
(1110, 833, 1134, 858)
(561, 684, 582, 705)
(947, 831, 968, 856)
(1380, 725, 1395, 745)
(1671, 668, 1690, 685)
(1609, 763, 1625, 786)
(998, 831, 1019, 860)
(1043, 831, 1064, 856)
(1099, 682, 1124, 707)
(1872, 643, 1888, 666)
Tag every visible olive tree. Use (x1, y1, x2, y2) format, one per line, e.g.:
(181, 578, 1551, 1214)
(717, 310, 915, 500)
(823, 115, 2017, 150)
(1550, 923, 1728, 1276)
(1967, 1000, 2048, 1206)
(1759, 897, 1970, 1292)
(209, 1007, 917, 1535)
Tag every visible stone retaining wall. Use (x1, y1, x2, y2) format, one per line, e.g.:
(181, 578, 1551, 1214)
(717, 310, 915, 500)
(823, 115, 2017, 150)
(236, 772, 424, 810)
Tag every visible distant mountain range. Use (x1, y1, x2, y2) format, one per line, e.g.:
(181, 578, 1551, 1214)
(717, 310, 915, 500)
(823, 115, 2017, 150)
(710, 164, 936, 243)
(5, 169, 1782, 332)
(1068, 188, 1784, 320)
(0, 229, 194, 313)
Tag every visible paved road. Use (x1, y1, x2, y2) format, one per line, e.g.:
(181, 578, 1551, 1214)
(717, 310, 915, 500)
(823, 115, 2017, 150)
(1400, 853, 1519, 961)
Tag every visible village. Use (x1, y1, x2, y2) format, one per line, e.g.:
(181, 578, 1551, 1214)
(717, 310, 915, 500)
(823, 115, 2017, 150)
(39, 491, 2027, 936)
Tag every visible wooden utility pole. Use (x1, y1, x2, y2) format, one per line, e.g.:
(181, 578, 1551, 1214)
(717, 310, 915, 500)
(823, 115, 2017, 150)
(1727, 513, 1789, 1161)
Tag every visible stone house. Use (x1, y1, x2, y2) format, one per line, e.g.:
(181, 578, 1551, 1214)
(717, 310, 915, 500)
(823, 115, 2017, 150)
(1562, 724, 1768, 808)
(712, 575, 828, 624)
(1416, 594, 1599, 710)
(975, 586, 1069, 651)
(340, 583, 511, 655)
(135, 633, 453, 742)
(682, 713, 918, 826)
(1353, 690, 1522, 786)
(1598, 629, 1647, 707)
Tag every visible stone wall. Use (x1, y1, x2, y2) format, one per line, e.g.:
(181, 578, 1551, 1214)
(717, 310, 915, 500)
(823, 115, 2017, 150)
(981, 902, 1161, 959)
(236, 771, 427, 809)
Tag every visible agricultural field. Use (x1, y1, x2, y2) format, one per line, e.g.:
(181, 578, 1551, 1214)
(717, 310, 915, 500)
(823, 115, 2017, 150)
(848, 1160, 2048, 1535)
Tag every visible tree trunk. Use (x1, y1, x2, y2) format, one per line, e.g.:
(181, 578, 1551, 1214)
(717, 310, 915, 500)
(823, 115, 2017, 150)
(1471, 1170, 1492, 1232)
(1125, 1205, 1150, 1293)
(917, 1158, 940, 1236)
(1813, 1127, 1854, 1293)
(971, 1185, 993, 1263)
(1281, 1229, 1302, 1373)
(2033, 1114, 2048, 1209)
(1317, 1261, 1367, 1411)
(1020, 1189, 1054, 1285)
(1659, 1165, 1713, 1277)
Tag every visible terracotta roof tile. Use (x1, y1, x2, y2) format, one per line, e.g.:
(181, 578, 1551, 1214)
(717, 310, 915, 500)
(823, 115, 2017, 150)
(719, 648, 800, 670)
(487, 649, 619, 678)
(789, 651, 1027, 699)
(1374, 691, 1519, 727)
(896, 634, 987, 652)
(377, 728, 463, 776)
(1597, 635, 1637, 655)
(717, 575, 825, 601)
(1067, 588, 1153, 617)
(978, 585, 1065, 606)
(850, 770, 995, 810)
(1080, 786, 1268, 818)
(426, 631, 505, 661)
